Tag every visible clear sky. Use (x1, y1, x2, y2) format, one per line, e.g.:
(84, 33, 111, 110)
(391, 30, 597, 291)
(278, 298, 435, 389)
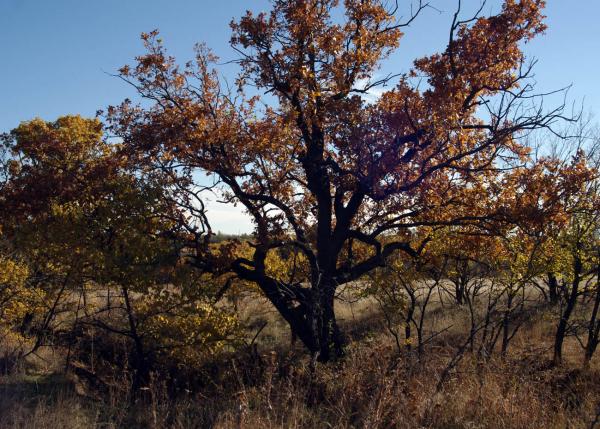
(1, 1, 599, 233)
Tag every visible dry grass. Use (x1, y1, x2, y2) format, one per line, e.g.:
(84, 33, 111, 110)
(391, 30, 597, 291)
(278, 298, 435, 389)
(1, 296, 599, 429)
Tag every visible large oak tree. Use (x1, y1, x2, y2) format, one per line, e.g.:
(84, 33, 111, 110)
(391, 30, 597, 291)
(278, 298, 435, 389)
(108, 0, 579, 361)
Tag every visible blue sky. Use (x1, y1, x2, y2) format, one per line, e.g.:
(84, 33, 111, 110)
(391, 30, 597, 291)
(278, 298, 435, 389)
(1, 1, 598, 233)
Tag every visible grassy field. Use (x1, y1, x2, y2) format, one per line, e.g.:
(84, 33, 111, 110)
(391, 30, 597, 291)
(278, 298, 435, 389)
(1, 290, 599, 429)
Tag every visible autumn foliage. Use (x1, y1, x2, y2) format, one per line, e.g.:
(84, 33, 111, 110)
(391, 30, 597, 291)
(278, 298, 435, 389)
(1, 1, 600, 428)
(104, 0, 592, 362)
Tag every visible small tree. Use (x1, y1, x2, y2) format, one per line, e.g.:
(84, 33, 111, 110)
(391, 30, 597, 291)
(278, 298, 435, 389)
(550, 165, 599, 365)
(0, 116, 237, 383)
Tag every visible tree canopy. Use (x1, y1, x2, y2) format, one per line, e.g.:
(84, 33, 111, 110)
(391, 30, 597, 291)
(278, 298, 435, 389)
(99, 0, 594, 361)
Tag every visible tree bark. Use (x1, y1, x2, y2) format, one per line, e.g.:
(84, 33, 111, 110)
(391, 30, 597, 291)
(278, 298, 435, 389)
(553, 257, 582, 365)
(547, 272, 559, 305)
(122, 286, 150, 388)
(584, 264, 600, 366)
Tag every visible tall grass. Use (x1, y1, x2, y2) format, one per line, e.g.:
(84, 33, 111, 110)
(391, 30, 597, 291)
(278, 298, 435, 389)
(1, 297, 599, 428)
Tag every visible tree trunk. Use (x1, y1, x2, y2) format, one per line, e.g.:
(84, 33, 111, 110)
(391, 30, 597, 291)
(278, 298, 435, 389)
(312, 278, 344, 362)
(547, 272, 559, 305)
(122, 286, 150, 388)
(454, 260, 469, 305)
(553, 258, 581, 365)
(501, 292, 513, 357)
(455, 281, 465, 305)
(584, 264, 600, 366)
(405, 293, 416, 352)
